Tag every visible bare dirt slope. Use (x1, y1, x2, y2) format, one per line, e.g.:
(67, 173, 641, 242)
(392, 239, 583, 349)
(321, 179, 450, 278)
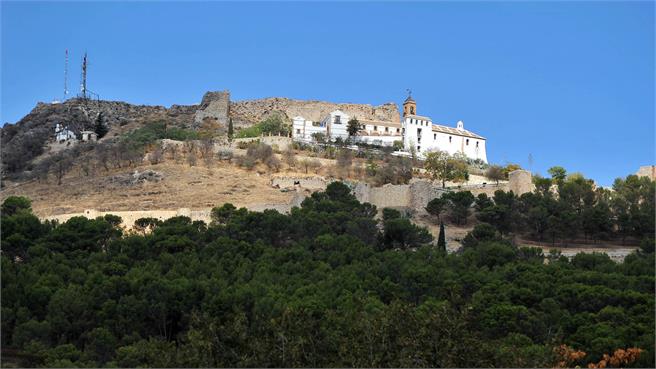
(0, 161, 293, 217)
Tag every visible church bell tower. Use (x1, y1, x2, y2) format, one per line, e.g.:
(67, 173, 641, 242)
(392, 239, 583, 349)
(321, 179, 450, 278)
(403, 90, 416, 117)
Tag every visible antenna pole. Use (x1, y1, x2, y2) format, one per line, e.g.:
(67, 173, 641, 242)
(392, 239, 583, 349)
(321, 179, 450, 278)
(64, 49, 69, 99)
(80, 52, 87, 99)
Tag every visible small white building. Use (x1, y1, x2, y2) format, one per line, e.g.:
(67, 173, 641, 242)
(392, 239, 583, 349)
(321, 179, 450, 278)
(55, 123, 76, 142)
(293, 110, 351, 141)
(80, 130, 98, 142)
(292, 111, 401, 146)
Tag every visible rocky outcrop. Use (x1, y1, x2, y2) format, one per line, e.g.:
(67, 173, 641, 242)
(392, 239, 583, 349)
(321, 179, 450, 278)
(230, 97, 400, 125)
(1, 98, 197, 175)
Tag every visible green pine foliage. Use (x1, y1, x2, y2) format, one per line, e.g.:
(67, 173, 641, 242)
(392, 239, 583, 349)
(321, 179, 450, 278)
(1, 180, 654, 368)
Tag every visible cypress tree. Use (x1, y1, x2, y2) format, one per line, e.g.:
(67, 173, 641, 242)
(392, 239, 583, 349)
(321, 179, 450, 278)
(228, 117, 234, 140)
(94, 112, 108, 138)
(438, 221, 446, 252)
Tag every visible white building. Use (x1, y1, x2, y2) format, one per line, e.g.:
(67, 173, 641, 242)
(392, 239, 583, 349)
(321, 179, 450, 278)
(55, 123, 76, 142)
(80, 130, 98, 142)
(293, 110, 350, 141)
(291, 94, 487, 162)
(293, 111, 402, 147)
(400, 95, 487, 162)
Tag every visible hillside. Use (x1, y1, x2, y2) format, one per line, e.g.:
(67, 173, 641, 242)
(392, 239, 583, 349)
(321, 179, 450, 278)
(1, 91, 400, 179)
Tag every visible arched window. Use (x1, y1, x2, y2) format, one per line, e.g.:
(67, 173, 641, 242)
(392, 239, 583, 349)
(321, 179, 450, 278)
(410, 107, 415, 114)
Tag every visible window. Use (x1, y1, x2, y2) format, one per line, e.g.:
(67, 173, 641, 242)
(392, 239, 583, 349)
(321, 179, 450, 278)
(334, 115, 341, 124)
(433, 133, 437, 140)
(466, 139, 469, 145)
(296, 129, 301, 134)
(417, 145, 421, 151)
(385, 127, 389, 132)
(476, 141, 479, 147)
(396, 128, 400, 133)
(449, 136, 452, 143)
(411, 107, 415, 114)
(374, 125, 378, 131)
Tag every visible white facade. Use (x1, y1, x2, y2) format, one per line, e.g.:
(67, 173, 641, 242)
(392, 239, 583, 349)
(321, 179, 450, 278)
(55, 123, 76, 142)
(292, 110, 350, 141)
(291, 97, 488, 163)
(81, 130, 98, 142)
(402, 115, 487, 163)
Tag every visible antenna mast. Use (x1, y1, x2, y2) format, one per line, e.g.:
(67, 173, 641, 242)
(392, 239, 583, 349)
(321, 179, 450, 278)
(80, 52, 87, 99)
(64, 49, 69, 99)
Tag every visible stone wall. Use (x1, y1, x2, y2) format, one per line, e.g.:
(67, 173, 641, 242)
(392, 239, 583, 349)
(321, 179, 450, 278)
(271, 175, 328, 190)
(636, 165, 656, 180)
(194, 91, 230, 125)
(45, 200, 302, 230)
(230, 97, 400, 125)
(233, 135, 293, 151)
(47, 208, 201, 229)
(508, 170, 534, 195)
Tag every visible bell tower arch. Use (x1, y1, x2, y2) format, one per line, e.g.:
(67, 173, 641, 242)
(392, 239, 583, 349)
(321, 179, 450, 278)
(403, 89, 416, 117)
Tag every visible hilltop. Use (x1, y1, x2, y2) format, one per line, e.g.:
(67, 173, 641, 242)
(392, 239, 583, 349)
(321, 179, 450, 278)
(0, 91, 399, 178)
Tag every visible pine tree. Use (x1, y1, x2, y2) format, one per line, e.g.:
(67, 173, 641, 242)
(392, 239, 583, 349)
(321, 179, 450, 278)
(437, 221, 446, 252)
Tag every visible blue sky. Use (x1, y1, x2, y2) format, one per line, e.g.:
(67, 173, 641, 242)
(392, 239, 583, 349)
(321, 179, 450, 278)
(1, 1, 654, 186)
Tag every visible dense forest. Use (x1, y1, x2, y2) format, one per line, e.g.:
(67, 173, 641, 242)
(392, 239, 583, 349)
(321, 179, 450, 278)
(1, 179, 654, 368)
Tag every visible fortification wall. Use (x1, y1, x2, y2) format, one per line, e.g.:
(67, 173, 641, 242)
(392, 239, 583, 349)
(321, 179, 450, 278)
(271, 175, 328, 190)
(636, 165, 656, 180)
(508, 170, 534, 195)
(230, 97, 400, 125)
(353, 183, 412, 209)
(233, 135, 293, 150)
(194, 91, 230, 125)
(44, 201, 301, 230)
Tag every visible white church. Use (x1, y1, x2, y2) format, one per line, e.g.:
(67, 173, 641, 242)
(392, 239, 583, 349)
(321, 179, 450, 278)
(292, 94, 488, 163)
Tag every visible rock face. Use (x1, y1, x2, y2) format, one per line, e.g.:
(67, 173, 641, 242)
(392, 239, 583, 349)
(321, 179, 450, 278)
(230, 97, 400, 126)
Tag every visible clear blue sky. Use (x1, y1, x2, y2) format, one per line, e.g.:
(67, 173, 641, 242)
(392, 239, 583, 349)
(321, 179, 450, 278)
(2, 1, 654, 186)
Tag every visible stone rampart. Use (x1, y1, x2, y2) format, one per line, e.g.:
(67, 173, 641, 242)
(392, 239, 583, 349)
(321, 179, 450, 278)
(230, 97, 400, 125)
(233, 135, 293, 150)
(271, 175, 328, 190)
(508, 170, 534, 195)
(636, 165, 656, 180)
(194, 90, 230, 125)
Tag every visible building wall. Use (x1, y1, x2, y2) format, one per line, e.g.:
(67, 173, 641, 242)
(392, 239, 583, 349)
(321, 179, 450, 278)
(321, 110, 350, 140)
(402, 117, 487, 162)
(353, 135, 400, 147)
(293, 117, 326, 141)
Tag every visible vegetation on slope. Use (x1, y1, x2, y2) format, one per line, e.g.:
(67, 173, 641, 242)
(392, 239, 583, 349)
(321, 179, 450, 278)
(1, 182, 654, 368)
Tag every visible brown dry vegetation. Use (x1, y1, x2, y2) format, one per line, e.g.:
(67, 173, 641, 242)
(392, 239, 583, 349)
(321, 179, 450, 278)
(0, 160, 293, 217)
